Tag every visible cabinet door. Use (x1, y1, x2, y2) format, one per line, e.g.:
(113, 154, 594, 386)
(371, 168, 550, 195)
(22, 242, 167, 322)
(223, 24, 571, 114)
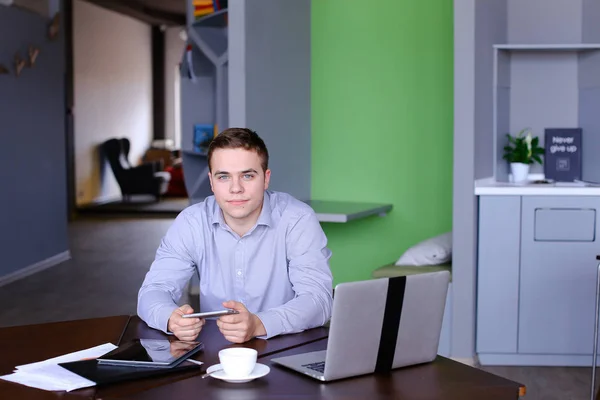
(519, 196, 600, 355)
(477, 196, 521, 353)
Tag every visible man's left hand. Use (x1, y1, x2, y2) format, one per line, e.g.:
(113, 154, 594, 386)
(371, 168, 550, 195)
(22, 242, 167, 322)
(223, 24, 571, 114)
(216, 301, 266, 343)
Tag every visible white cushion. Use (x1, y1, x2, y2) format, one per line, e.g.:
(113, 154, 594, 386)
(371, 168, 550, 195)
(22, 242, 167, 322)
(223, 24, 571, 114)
(154, 171, 171, 182)
(154, 171, 171, 195)
(395, 232, 452, 266)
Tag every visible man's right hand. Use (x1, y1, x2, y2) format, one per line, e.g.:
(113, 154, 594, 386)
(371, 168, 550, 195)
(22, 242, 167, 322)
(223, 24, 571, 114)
(167, 304, 205, 341)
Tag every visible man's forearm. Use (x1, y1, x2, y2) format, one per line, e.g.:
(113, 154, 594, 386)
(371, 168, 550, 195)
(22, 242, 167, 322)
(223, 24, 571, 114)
(255, 292, 331, 339)
(251, 314, 267, 338)
(137, 289, 179, 332)
(137, 210, 198, 332)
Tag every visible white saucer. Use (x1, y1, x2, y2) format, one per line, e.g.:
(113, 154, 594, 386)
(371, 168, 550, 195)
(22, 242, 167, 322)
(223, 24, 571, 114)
(206, 363, 270, 383)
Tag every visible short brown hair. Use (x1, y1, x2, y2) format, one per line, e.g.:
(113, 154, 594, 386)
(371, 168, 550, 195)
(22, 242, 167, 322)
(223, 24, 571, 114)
(207, 128, 269, 172)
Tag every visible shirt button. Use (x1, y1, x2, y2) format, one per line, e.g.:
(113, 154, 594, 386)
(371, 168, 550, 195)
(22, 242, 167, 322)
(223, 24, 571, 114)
(237, 270, 242, 276)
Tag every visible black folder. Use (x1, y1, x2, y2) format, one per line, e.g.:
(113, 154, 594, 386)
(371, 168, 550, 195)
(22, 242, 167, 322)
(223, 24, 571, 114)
(59, 357, 202, 386)
(59, 339, 204, 386)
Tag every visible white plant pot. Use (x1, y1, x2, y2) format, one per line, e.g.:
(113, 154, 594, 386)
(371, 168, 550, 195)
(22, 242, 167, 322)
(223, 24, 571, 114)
(510, 162, 530, 183)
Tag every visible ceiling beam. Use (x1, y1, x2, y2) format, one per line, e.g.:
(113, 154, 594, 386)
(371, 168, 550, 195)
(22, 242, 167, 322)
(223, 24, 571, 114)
(85, 0, 185, 26)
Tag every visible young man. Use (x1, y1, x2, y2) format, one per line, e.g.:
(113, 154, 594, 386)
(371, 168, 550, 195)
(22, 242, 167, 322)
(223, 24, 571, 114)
(137, 128, 333, 343)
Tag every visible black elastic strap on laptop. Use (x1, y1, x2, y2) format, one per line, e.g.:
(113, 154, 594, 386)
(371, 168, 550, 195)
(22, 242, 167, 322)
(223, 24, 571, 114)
(374, 276, 407, 373)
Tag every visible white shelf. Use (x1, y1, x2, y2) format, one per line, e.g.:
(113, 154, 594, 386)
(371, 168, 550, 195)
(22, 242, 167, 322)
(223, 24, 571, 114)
(491, 42, 600, 183)
(494, 43, 600, 51)
(475, 177, 600, 196)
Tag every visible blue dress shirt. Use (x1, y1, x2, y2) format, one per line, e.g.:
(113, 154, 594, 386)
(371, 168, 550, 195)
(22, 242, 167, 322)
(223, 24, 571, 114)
(137, 190, 333, 339)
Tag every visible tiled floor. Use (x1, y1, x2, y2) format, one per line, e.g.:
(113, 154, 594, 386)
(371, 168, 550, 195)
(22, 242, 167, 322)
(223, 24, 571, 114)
(0, 216, 593, 399)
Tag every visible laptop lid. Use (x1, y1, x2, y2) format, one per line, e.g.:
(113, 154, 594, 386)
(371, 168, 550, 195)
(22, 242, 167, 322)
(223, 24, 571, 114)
(322, 271, 450, 380)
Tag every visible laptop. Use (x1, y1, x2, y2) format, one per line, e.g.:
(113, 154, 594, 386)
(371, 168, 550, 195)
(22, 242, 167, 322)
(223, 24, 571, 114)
(270, 271, 450, 381)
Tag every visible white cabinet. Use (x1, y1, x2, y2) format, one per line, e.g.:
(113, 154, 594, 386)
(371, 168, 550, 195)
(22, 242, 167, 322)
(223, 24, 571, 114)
(476, 196, 520, 354)
(518, 196, 599, 355)
(477, 195, 600, 366)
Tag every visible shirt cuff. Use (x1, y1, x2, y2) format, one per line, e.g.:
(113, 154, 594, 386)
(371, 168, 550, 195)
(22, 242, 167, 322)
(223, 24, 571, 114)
(156, 304, 179, 333)
(254, 310, 283, 339)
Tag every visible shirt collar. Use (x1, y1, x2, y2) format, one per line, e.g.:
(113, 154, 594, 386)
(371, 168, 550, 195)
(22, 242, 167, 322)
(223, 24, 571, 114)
(211, 203, 226, 227)
(256, 191, 272, 227)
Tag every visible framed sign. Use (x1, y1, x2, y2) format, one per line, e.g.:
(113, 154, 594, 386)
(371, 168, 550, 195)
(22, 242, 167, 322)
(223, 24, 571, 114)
(544, 128, 582, 182)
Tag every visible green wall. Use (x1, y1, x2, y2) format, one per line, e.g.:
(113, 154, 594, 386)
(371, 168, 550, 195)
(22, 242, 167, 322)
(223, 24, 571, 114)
(311, 0, 454, 285)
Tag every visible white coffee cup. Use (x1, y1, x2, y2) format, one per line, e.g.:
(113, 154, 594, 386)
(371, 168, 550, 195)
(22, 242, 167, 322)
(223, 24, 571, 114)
(218, 348, 258, 378)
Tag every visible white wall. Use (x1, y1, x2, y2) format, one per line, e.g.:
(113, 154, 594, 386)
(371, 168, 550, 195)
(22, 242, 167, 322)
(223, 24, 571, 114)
(73, 0, 153, 205)
(164, 26, 186, 147)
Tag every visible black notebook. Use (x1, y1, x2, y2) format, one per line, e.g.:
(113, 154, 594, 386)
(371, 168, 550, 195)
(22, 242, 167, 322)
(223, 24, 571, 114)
(59, 339, 204, 386)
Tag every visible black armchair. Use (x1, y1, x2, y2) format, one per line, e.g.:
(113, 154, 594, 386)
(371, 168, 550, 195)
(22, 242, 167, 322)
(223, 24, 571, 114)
(101, 138, 171, 201)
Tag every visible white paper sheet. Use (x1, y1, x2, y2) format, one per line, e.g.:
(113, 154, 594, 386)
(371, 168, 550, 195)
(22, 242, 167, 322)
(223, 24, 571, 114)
(1, 370, 73, 391)
(0, 342, 118, 392)
(1, 366, 96, 392)
(16, 343, 117, 371)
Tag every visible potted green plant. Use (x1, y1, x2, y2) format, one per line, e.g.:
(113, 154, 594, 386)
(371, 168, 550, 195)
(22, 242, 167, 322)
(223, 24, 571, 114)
(502, 128, 544, 183)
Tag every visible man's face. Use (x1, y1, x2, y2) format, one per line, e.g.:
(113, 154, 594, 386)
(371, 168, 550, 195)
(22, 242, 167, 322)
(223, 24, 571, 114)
(208, 148, 270, 227)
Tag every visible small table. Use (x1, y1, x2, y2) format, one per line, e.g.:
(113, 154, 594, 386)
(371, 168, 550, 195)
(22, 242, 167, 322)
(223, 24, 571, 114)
(305, 200, 393, 223)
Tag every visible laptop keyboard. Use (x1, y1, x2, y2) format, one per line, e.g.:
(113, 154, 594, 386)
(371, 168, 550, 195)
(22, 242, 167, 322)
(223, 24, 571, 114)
(302, 361, 325, 373)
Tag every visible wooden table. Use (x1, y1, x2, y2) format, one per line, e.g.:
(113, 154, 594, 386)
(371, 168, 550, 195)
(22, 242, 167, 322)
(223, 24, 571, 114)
(0, 315, 525, 399)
